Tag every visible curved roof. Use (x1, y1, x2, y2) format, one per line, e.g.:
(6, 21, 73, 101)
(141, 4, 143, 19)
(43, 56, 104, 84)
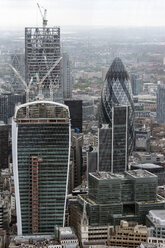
(106, 57, 129, 81)
(14, 100, 70, 119)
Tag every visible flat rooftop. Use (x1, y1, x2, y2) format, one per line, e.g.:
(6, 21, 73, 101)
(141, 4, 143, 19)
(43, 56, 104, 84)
(148, 210, 165, 226)
(127, 169, 156, 178)
(133, 163, 163, 169)
(91, 171, 125, 180)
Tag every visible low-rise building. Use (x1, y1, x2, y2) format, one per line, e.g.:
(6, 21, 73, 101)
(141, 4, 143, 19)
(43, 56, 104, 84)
(108, 220, 147, 248)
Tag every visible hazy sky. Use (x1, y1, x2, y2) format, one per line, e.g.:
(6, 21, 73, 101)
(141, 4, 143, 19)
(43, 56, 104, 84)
(1, 0, 165, 28)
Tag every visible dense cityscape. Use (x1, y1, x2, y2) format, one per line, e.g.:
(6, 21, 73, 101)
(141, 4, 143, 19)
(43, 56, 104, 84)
(1, 2, 165, 248)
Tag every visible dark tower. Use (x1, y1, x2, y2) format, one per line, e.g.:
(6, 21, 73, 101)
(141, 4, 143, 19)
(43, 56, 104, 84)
(99, 58, 134, 171)
(100, 57, 134, 157)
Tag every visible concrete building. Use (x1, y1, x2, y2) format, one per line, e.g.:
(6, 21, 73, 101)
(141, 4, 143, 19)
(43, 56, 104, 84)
(55, 226, 79, 248)
(133, 152, 164, 165)
(12, 101, 71, 234)
(9, 235, 62, 248)
(135, 129, 150, 152)
(147, 210, 165, 238)
(108, 220, 147, 248)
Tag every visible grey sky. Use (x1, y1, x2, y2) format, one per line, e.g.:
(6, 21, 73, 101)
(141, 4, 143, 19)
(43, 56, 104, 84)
(0, 0, 165, 28)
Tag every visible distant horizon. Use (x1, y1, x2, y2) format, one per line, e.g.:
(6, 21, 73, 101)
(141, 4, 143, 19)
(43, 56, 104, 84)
(1, 25, 165, 31)
(1, 0, 165, 29)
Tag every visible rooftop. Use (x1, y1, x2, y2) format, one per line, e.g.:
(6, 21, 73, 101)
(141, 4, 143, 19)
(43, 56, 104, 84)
(127, 169, 156, 178)
(148, 210, 165, 226)
(133, 163, 163, 169)
(91, 171, 125, 180)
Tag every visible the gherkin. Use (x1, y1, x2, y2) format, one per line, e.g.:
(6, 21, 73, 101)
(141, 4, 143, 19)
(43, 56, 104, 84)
(100, 57, 134, 157)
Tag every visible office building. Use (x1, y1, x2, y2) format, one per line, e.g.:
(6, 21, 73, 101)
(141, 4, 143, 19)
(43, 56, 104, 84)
(99, 105, 129, 172)
(25, 27, 62, 101)
(131, 74, 143, 96)
(0, 123, 8, 169)
(77, 170, 165, 226)
(87, 149, 97, 174)
(147, 210, 165, 238)
(62, 53, 73, 99)
(100, 57, 134, 156)
(135, 129, 150, 152)
(71, 132, 83, 189)
(108, 220, 147, 248)
(0, 93, 25, 124)
(12, 101, 71, 234)
(64, 100, 82, 132)
(10, 53, 25, 94)
(157, 84, 165, 123)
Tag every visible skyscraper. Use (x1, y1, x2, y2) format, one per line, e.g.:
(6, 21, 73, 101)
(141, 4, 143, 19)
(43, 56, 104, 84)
(0, 122, 8, 169)
(100, 57, 134, 157)
(25, 27, 62, 101)
(99, 105, 129, 173)
(12, 101, 70, 234)
(10, 53, 25, 94)
(62, 53, 73, 99)
(157, 84, 165, 123)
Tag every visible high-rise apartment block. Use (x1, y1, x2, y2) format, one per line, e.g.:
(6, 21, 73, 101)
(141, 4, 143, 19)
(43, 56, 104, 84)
(99, 105, 129, 172)
(12, 101, 70, 234)
(157, 84, 165, 123)
(25, 27, 62, 101)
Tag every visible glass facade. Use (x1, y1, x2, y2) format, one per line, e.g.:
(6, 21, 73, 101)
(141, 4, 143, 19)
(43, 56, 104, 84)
(79, 170, 165, 226)
(13, 101, 70, 234)
(99, 105, 128, 173)
(100, 57, 134, 156)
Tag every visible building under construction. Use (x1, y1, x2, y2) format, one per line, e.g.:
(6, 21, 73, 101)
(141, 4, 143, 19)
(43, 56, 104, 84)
(25, 27, 62, 101)
(12, 101, 71, 235)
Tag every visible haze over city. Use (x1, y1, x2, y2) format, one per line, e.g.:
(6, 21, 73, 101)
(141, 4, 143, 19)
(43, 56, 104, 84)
(1, 0, 165, 28)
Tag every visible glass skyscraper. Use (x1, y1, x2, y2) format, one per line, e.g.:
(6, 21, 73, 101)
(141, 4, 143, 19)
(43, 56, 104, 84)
(100, 57, 134, 157)
(99, 105, 129, 173)
(12, 101, 70, 235)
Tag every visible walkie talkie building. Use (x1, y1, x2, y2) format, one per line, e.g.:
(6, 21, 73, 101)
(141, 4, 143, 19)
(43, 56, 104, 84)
(12, 101, 70, 235)
(100, 57, 134, 156)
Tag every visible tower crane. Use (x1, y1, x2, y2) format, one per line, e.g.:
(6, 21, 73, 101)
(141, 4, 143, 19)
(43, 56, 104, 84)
(8, 64, 33, 103)
(9, 57, 62, 102)
(37, 3, 48, 28)
(33, 56, 62, 100)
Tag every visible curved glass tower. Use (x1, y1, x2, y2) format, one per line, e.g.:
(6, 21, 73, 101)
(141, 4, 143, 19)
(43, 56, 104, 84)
(12, 101, 70, 235)
(100, 57, 134, 159)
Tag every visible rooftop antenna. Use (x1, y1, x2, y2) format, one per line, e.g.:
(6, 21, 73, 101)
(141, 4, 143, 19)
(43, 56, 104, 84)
(37, 3, 48, 28)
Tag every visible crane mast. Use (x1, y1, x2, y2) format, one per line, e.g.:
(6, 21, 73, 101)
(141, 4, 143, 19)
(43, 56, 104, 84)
(37, 3, 48, 28)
